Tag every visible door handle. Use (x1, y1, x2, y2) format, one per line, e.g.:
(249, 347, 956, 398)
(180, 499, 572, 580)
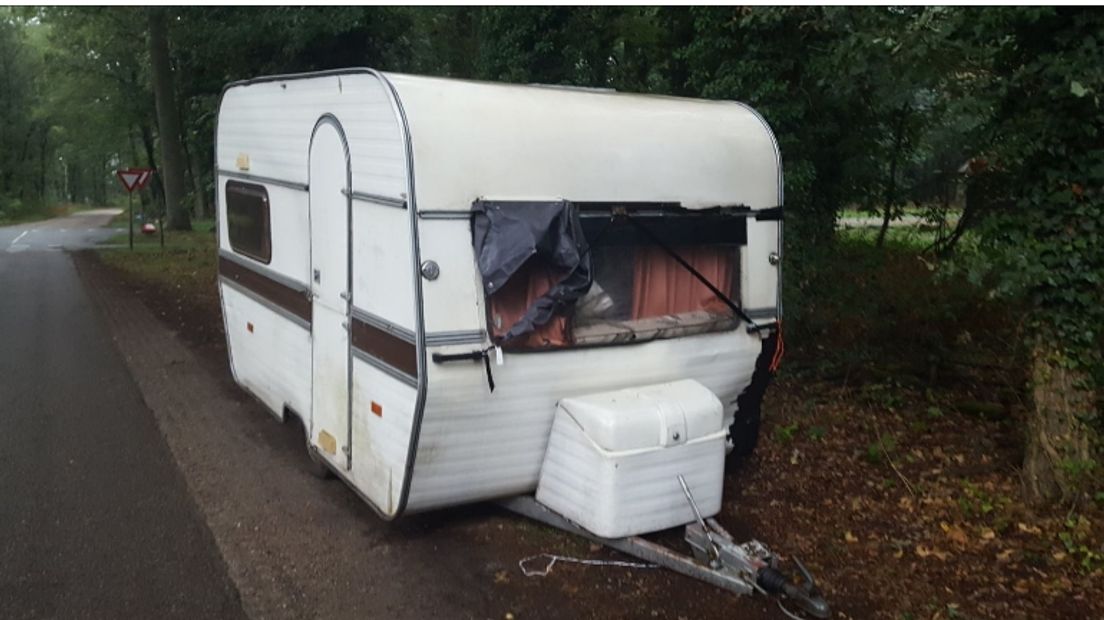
(313, 268, 321, 284)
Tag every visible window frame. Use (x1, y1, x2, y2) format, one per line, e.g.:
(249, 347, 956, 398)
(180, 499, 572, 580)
(481, 201, 749, 352)
(225, 180, 273, 264)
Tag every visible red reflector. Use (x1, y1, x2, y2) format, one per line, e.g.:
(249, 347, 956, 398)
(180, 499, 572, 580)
(247, 322, 254, 333)
(370, 401, 383, 417)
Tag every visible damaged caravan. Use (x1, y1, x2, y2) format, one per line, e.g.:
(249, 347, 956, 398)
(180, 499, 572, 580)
(215, 69, 826, 615)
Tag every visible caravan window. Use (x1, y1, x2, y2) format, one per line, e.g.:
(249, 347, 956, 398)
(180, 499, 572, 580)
(479, 202, 745, 350)
(225, 180, 272, 264)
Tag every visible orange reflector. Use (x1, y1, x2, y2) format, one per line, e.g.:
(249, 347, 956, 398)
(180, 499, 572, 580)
(370, 401, 383, 417)
(247, 322, 254, 333)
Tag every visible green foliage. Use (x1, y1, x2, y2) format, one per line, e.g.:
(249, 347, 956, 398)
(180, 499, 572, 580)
(774, 422, 799, 444)
(952, 9, 1104, 381)
(864, 435, 897, 464)
(1058, 514, 1104, 572)
(957, 481, 1012, 531)
(0, 11, 53, 209)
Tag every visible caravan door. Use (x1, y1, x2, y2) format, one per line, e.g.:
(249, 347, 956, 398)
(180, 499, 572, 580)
(308, 116, 352, 470)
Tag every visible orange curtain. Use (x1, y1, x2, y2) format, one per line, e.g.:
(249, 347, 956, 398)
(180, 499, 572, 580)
(488, 259, 571, 348)
(631, 246, 734, 319)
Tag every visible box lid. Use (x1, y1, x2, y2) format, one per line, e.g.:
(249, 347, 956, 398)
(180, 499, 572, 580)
(557, 379, 723, 452)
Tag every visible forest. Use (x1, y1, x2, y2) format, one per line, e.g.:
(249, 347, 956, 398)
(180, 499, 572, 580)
(0, 6, 1102, 615)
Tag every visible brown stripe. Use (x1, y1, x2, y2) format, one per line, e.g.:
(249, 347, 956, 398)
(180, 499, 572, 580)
(350, 318, 418, 378)
(218, 255, 312, 324)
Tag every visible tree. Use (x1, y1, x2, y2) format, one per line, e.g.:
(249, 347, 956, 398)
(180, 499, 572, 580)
(959, 7, 1103, 503)
(0, 12, 52, 213)
(147, 7, 190, 230)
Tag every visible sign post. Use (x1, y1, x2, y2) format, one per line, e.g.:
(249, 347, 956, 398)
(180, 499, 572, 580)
(114, 168, 153, 250)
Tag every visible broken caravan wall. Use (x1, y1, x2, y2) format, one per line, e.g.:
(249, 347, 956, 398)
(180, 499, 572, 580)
(215, 69, 426, 519)
(388, 73, 784, 512)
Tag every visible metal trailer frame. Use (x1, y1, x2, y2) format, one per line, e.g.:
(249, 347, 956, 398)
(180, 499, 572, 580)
(499, 495, 830, 619)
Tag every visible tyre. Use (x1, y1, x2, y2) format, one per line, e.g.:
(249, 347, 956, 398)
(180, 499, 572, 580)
(726, 331, 778, 471)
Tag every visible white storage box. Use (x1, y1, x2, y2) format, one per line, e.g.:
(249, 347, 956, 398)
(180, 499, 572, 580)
(535, 379, 726, 538)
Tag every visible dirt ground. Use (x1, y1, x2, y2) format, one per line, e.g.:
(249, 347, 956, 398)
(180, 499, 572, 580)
(79, 249, 1103, 620)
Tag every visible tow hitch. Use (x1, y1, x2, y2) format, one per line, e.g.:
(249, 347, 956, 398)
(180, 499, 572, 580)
(501, 475, 830, 619)
(684, 520, 829, 619)
(680, 475, 830, 619)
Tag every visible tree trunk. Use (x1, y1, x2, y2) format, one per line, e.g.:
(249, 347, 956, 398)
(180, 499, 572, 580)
(38, 125, 48, 202)
(147, 8, 191, 231)
(180, 137, 206, 220)
(129, 129, 151, 217)
(1023, 342, 1098, 504)
(876, 105, 910, 249)
(139, 122, 166, 217)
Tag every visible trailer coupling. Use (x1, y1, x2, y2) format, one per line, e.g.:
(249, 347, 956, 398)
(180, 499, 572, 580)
(678, 475, 829, 619)
(684, 521, 829, 619)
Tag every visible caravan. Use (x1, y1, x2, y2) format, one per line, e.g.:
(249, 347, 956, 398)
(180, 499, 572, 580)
(214, 69, 828, 615)
(216, 68, 783, 520)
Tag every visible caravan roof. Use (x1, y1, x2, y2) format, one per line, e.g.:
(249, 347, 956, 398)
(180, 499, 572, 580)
(386, 73, 782, 212)
(217, 70, 782, 214)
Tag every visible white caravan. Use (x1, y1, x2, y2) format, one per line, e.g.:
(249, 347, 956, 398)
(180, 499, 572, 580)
(214, 70, 830, 616)
(215, 69, 785, 531)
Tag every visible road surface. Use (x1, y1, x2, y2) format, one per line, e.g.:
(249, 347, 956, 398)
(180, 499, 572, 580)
(0, 209, 122, 253)
(0, 210, 246, 619)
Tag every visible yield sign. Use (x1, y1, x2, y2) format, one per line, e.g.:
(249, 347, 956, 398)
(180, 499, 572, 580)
(115, 168, 154, 193)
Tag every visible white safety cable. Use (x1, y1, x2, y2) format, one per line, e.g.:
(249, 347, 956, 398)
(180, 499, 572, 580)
(519, 553, 657, 577)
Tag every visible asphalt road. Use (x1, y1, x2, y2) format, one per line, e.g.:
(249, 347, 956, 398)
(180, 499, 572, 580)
(0, 212, 245, 619)
(0, 209, 122, 253)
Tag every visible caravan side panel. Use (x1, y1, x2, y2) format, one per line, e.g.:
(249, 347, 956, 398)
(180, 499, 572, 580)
(217, 71, 418, 517)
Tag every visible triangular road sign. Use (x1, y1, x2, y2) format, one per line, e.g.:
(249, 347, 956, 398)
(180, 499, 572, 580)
(116, 170, 143, 193)
(115, 167, 155, 193)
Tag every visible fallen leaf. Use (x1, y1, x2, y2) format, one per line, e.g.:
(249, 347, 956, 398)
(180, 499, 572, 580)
(494, 570, 509, 584)
(1013, 580, 1030, 594)
(980, 528, 996, 541)
(941, 522, 968, 546)
(844, 531, 859, 543)
(915, 544, 950, 560)
(1017, 522, 1042, 535)
(996, 549, 1015, 563)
